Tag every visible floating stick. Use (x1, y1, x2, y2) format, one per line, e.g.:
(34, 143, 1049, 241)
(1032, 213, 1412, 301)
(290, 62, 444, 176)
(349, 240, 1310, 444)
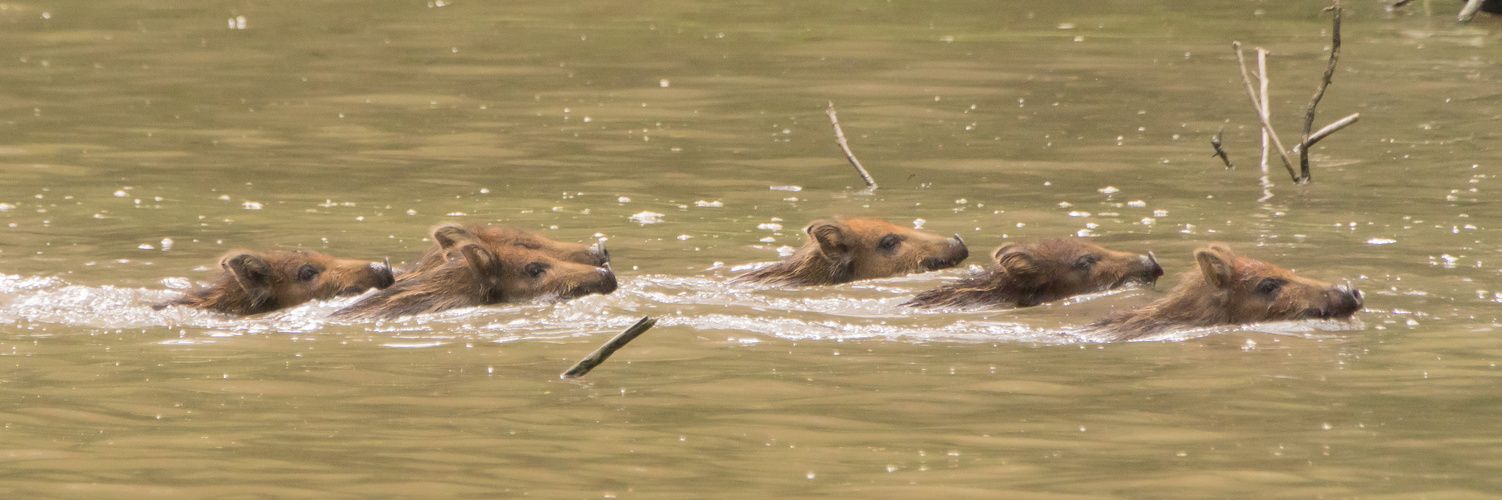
(560, 317, 657, 379)
(825, 102, 878, 190)
(1210, 127, 1234, 169)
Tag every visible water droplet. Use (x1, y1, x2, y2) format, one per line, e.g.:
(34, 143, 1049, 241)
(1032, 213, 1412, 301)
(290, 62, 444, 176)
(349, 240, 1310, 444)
(629, 211, 664, 224)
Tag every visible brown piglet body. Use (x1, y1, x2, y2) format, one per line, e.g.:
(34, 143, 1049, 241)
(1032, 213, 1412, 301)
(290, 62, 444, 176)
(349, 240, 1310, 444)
(732, 218, 969, 286)
(906, 239, 1163, 308)
(1089, 244, 1362, 341)
(333, 224, 617, 320)
(153, 250, 395, 315)
(402, 223, 608, 275)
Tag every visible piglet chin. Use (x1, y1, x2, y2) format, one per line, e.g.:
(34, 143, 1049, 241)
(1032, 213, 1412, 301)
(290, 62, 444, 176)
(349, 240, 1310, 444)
(921, 256, 962, 271)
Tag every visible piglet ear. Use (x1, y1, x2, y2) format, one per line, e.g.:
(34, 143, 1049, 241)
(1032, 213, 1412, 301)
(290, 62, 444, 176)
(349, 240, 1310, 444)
(805, 220, 848, 259)
(1205, 243, 1235, 256)
(1194, 247, 1235, 289)
(432, 223, 474, 250)
(223, 253, 272, 304)
(990, 243, 1018, 265)
(457, 242, 502, 279)
(997, 246, 1038, 278)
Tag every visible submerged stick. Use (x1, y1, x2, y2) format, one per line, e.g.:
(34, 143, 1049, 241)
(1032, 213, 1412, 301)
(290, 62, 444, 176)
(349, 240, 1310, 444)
(1233, 42, 1300, 183)
(1292, 113, 1360, 153)
(825, 102, 878, 190)
(1210, 127, 1234, 169)
(1257, 48, 1270, 175)
(560, 317, 658, 379)
(1460, 0, 1487, 21)
(1300, 0, 1343, 181)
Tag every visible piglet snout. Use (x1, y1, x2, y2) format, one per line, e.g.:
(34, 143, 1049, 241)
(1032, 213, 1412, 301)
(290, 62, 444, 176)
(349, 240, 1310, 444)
(1331, 284, 1363, 316)
(1144, 251, 1165, 278)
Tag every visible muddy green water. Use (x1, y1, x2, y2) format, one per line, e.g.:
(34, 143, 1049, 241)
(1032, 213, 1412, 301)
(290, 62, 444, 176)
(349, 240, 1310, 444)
(1, 0, 1500, 497)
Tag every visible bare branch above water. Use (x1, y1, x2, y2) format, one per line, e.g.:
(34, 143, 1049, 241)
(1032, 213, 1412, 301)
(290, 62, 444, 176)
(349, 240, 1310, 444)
(1233, 42, 1300, 183)
(826, 102, 878, 190)
(1460, 0, 1487, 21)
(1257, 48, 1270, 175)
(1293, 113, 1360, 154)
(1300, 0, 1343, 180)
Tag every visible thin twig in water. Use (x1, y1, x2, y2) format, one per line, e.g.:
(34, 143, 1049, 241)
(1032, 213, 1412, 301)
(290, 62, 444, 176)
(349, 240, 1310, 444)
(1388, 0, 1413, 10)
(1460, 0, 1487, 21)
(1210, 127, 1234, 169)
(560, 317, 657, 379)
(1300, 0, 1343, 181)
(1254, 48, 1275, 202)
(1233, 42, 1300, 183)
(826, 102, 878, 190)
(1257, 48, 1270, 175)
(1293, 113, 1360, 153)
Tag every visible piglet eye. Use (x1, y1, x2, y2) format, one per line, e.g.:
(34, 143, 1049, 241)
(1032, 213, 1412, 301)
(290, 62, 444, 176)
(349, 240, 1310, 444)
(524, 262, 550, 279)
(878, 234, 903, 251)
(296, 265, 319, 282)
(1075, 255, 1099, 269)
(1255, 278, 1284, 296)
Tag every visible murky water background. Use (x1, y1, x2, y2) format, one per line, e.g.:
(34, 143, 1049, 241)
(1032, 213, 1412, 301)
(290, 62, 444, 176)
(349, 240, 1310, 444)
(1, 0, 1500, 496)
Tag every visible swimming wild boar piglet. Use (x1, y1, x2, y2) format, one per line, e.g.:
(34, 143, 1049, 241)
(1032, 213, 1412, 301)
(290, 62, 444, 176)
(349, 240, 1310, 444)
(402, 222, 608, 275)
(905, 239, 1163, 308)
(732, 218, 969, 286)
(153, 250, 395, 315)
(1088, 244, 1362, 341)
(332, 224, 617, 320)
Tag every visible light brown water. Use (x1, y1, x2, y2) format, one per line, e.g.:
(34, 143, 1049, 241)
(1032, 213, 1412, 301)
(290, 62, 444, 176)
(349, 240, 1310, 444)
(2, 0, 1501, 497)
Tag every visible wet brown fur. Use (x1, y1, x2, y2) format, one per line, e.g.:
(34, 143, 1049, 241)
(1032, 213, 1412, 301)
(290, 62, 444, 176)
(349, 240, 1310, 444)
(332, 225, 617, 320)
(732, 218, 969, 286)
(1088, 244, 1362, 341)
(402, 223, 607, 275)
(905, 239, 1163, 309)
(153, 250, 395, 315)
